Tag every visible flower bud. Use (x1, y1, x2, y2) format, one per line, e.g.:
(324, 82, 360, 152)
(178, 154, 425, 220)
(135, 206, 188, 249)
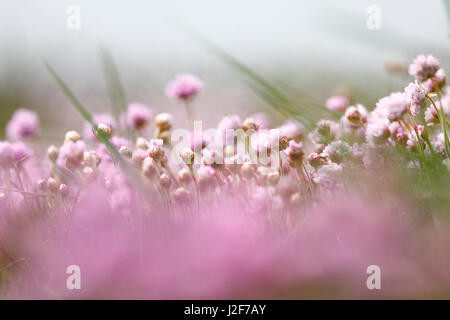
(178, 168, 192, 187)
(47, 145, 59, 162)
(148, 139, 165, 161)
(64, 130, 81, 143)
(83, 166, 95, 180)
(95, 123, 112, 139)
(240, 162, 257, 179)
(83, 151, 101, 167)
(119, 146, 132, 158)
(267, 171, 280, 186)
(242, 118, 259, 132)
(47, 178, 59, 193)
(135, 137, 149, 149)
(308, 152, 328, 169)
(142, 157, 158, 180)
(155, 113, 173, 132)
(289, 192, 301, 206)
(37, 179, 47, 191)
(173, 187, 191, 204)
(179, 147, 194, 165)
(59, 184, 69, 197)
(159, 173, 171, 190)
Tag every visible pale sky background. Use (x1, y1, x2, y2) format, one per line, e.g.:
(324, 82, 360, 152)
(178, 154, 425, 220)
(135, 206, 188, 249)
(0, 0, 449, 137)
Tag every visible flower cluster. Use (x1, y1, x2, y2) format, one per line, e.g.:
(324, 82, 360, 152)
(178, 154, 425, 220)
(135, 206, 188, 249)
(1, 59, 450, 299)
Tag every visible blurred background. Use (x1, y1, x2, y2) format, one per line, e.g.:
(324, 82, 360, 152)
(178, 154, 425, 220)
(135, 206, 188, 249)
(0, 0, 450, 142)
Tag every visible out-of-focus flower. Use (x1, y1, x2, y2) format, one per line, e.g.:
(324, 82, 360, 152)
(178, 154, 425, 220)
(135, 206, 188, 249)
(58, 140, 86, 169)
(409, 54, 440, 82)
(322, 140, 351, 164)
(165, 74, 203, 101)
(280, 120, 305, 142)
(404, 82, 426, 116)
(0, 141, 14, 168)
(197, 165, 216, 191)
(366, 120, 390, 145)
(126, 103, 152, 130)
(285, 140, 304, 167)
(325, 96, 349, 112)
(11, 141, 31, 165)
(6, 108, 39, 140)
(374, 93, 408, 121)
(343, 104, 368, 127)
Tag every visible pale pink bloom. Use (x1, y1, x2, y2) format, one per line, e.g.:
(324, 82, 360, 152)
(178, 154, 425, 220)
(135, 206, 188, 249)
(0, 141, 14, 168)
(322, 140, 351, 164)
(6, 108, 39, 140)
(432, 133, 446, 157)
(404, 82, 426, 116)
(366, 120, 390, 145)
(125, 103, 152, 130)
(11, 142, 31, 165)
(165, 74, 203, 101)
(325, 95, 349, 112)
(251, 113, 271, 129)
(342, 104, 368, 127)
(374, 93, 408, 121)
(280, 120, 305, 142)
(312, 162, 343, 188)
(57, 140, 85, 168)
(409, 54, 440, 81)
(310, 120, 339, 145)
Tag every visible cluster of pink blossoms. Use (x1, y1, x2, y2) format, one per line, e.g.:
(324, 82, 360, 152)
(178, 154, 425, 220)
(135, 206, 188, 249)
(1, 57, 450, 298)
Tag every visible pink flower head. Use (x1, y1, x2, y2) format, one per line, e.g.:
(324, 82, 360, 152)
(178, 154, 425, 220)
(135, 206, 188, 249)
(280, 120, 305, 142)
(251, 113, 271, 129)
(57, 140, 85, 169)
(423, 68, 446, 93)
(325, 96, 349, 112)
(374, 93, 408, 121)
(197, 165, 216, 191)
(6, 108, 39, 140)
(12, 141, 31, 165)
(366, 120, 390, 145)
(165, 74, 203, 101)
(84, 113, 116, 141)
(217, 115, 242, 133)
(404, 82, 426, 116)
(0, 141, 14, 168)
(126, 103, 152, 130)
(409, 54, 440, 82)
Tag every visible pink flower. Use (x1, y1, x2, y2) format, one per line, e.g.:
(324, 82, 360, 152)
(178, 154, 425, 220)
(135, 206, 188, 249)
(404, 82, 426, 116)
(374, 93, 408, 121)
(126, 103, 152, 130)
(280, 120, 305, 142)
(409, 54, 440, 82)
(0, 141, 14, 168)
(165, 74, 203, 101)
(325, 96, 349, 112)
(6, 108, 39, 140)
(11, 142, 31, 165)
(57, 140, 85, 168)
(366, 120, 390, 145)
(83, 113, 116, 141)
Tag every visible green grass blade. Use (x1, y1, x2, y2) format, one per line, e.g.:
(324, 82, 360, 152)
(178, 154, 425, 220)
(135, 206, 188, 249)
(43, 61, 94, 125)
(43, 61, 149, 197)
(99, 47, 127, 116)
(179, 25, 340, 127)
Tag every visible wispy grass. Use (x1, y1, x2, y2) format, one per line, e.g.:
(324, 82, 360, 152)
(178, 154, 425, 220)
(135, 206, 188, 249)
(179, 25, 340, 130)
(43, 61, 149, 198)
(99, 47, 127, 123)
